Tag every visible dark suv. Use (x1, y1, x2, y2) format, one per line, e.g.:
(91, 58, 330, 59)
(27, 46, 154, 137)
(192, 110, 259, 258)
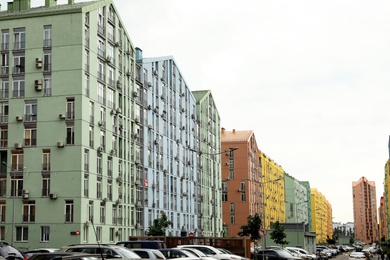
(0, 242, 23, 260)
(116, 240, 166, 249)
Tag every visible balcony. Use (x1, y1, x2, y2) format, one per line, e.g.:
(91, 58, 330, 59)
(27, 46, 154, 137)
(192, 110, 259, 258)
(0, 66, 9, 75)
(97, 25, 105, 36)
(43, 39, 52, 48)
(25, 114, 37, 122)
(14, 41, 25, 50)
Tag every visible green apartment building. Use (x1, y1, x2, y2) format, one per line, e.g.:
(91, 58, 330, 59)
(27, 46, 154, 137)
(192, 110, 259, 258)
(0, 0, 139, 248)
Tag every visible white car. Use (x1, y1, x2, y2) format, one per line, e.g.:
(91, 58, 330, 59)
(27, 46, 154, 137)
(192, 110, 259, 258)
(349, 252, 366, 260)
(285, 248, 307, 259)
(176, 247, 217, 260)
(286, 247, 317, 259)
(177, 245, 246, 260)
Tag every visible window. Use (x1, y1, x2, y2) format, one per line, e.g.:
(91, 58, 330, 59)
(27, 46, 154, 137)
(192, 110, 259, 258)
(42, 177, 50, 197)
(66, 125, 74, 145)
(14, 30, 25, 50)
(97, 156, 102, 175)
(100, 206, 105, 224)
(97, 83, 104, 104)
(25, 102, 37, 122)
(88, 201, 93, 222)
(97, 39, 105, 58)
(96, 227, 102, 242)
(83, 176, 89, 197)
(13, 79, 25, 98)
(107, 88, 114, 109)
(97, 181, 102, 199)
(24, 128, 37, 146)
(65, 200, 74, 222)
(43, 77, 51, 97)
(0, 178, 6, 197)
(84, 74, 89, 97)
(43, 150, 50, 172)
(107, 24, 114, 42)
(66, 98, 75, 119)
(16, 226, 28, 242)
(84, 149, 89, 173)
(0, 202, 5, 222)
(13, 55, 25, 74)
(89, 101, 94, 123)
(1, 30, 9, 50)
(11, 153, 24, 171)
(22, 201, 35, 222)
(43, 53, 51, 72)
(11, 176, 23, 197)
(0, 81, 8, 99)
(1, 53, 9, 75)
(107, 183, 112, 201)
(109, 227, 114, 242)
(230, 203, 235, 224)
(108, 66, 114, 87)
(222, 182, 228, 202)
(89, 126, 94, 147)
(0, 102, 8, 123)
(40, 226, 50, 242)
(43, 26, 51, 47)
(100, 130, 105, 149)
(97, 60, 105, 82)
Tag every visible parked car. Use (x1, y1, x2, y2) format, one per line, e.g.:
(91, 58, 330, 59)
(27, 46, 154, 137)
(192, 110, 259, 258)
(175, 248, 216, 260)
(28, 252, 94, 260)
(158, 249, 198, 259)
(176, 245, 244, 260)
(59, 244, 141, 259)
(285, 248, 306, 259)
(129, 248, 166, 259)
(349, 252, 366, 260)
(116, 240, 167, 249)
(21, 249, 60, 260)
(255, 249, 302, 260)
(285, 247, 316, 260)
(0, 242, 24, 260)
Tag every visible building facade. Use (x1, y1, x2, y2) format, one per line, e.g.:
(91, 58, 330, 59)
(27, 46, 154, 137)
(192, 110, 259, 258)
(311, 188, 328, 244)
(220, 128, 261, 237)
(192, 90, 221, 237)
(284, 174, 310, 227)
(0, 0, 139, 248)
(135, 52, 202, 236)
(352, 176, 378, 244)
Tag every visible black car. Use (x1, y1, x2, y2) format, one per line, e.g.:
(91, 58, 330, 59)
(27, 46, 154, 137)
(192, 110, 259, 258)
(255, 249, 301, 260)
(0, 242, 23, 260)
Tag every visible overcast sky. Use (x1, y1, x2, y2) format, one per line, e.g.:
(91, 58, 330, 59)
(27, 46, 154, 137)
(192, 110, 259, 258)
(7, 0, 390, 223)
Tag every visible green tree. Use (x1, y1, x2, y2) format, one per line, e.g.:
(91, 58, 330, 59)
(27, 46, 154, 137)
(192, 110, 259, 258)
(237, 213, 262, 241)
(326, 235, 336, 245)
(349, 237, 354, 245)
(270, 221, 289, 247)
(146, 212, 172, 236)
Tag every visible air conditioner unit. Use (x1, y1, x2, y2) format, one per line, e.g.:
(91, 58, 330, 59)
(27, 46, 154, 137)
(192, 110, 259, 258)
(15, 116, 23, 122)
(126, 50, 131, 55)
(98, 146, 104, 153)
(98, 121, 104, 127)
(126, 71, 131, 77)
(110, 149, 116, 155)
(35, 80, 42, 91)
(116, 176, 122, 183)
(152, 184, 157, 189)
(136, 201, 142, 208)
(110, 110, 116, 116)
(181, 108, 185, 112)
(226, 177, 230, 181)
(160, 94, 165, 100)
(59, 114, 66, 120)
(115, 42, 120, 47)
(22, 193, 29, 199)
(135, 180, 140, 186)
(105, 56, 112, 63)
(153, 69, 158, 76)
(237, 189, 242, 192)
(57, 141, 64, 148)
(225, 162, 229, 166)
(14, 143, 22, 149)
(148, 124, 153, 129)
(132, 91, 138, 97)
(35, 58, 42, 68)
(183, 192, 188, 196)
(135, 160, 141, 165)
(134, 118, 139, 124)
(147, 82, 152, 87)
(85, 220, 92, 227)
(115, 230, 120, 236)
(49, 193, 58, 199)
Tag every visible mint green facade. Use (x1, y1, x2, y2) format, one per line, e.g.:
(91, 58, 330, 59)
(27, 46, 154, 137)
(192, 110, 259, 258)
(192, 90, 221, 237)
(0, 0, 138, 248)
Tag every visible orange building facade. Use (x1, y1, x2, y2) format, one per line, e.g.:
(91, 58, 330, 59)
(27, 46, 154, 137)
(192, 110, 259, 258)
(352, 177, 378, 244)
(221, 128, 262, 237)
